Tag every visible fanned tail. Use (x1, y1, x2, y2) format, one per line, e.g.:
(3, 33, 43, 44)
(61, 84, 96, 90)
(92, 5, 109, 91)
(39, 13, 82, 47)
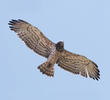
(38, 62, 54, 77)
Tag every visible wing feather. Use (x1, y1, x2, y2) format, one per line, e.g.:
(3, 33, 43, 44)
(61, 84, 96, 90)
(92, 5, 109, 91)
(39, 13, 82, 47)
(57, 50, 100, 80)
(8, 19, 55, 58)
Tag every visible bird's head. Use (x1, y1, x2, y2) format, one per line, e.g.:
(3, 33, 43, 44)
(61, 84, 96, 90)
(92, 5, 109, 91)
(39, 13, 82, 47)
(55, 41, 64, 52)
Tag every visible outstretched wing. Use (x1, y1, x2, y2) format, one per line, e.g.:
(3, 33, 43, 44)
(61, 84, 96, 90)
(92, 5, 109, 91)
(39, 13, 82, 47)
(8, 19, 55, 58)
(57, 50, 100, 80)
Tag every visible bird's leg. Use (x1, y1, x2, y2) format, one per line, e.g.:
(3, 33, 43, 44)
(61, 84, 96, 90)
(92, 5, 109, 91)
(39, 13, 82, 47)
(38, 48, 60, 77)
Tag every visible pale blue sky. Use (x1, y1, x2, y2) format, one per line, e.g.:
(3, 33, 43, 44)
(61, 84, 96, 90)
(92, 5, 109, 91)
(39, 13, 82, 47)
(0, 0, 110, 100)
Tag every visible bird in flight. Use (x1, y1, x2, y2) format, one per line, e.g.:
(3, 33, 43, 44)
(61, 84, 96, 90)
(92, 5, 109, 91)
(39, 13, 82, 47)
(8, 19, 100, 80)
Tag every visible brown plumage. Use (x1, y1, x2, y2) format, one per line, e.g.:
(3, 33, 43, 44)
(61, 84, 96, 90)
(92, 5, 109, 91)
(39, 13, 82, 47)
(8, 19, 100, 80)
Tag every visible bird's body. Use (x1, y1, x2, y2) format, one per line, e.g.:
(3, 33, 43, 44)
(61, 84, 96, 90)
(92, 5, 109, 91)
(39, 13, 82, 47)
(8, 19, 100, 80)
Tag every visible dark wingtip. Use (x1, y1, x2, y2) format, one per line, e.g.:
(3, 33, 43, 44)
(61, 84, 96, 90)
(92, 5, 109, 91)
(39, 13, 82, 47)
(9, 19, 28, 26)
(95, 70, 100, 81)
(95, 71, 100, 81)
(8, 19, 15, 27)
(91, 61, 100, 81)
(8, 19, 19, 31)
(8, 19, 18, 24)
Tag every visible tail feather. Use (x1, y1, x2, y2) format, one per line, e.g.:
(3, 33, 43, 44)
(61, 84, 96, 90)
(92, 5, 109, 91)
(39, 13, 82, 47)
(38, 62, 54, 77)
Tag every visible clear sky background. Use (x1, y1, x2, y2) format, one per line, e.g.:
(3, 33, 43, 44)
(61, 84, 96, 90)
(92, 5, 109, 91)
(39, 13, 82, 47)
(0, 0, 110, 100)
